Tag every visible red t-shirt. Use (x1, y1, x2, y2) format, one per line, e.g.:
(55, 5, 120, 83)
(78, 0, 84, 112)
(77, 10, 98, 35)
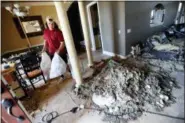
(43, 29, 64, 55)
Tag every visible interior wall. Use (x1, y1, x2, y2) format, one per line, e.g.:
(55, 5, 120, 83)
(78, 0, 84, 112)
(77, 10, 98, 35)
(1, 5, 58, 53)
(86, 1, 178, 56)
(98, 2, 115, 53)
(125, 1, 179, 54)
(85, 2, 126, 56)
(112, 2, 126, 56)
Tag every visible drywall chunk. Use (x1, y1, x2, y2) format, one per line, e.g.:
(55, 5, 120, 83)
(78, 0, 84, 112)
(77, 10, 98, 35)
(92, 93, 115, 107)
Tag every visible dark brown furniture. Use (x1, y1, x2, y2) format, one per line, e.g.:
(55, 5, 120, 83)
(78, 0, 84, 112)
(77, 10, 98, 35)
(20, 52, 46, 90)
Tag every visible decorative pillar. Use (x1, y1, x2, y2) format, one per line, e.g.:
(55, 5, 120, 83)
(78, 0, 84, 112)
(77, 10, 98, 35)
(54, 1, 83, 87)
(78, 1, 93, 67)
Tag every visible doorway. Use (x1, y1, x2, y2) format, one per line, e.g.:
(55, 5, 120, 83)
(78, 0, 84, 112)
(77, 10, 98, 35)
(67, 1, 84, 54)
(87, 2, 103, 51)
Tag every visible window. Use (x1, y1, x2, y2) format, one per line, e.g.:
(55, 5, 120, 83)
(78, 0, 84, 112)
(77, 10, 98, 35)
(150, 4, 165, 27)
(175, 2, 184, 24)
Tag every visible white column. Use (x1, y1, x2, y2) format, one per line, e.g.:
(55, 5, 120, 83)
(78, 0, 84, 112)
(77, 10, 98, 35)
(78, 1, 93, 67)
(54, 1, 83, 87)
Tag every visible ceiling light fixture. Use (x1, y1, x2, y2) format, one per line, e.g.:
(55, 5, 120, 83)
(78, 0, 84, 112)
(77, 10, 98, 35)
(5, 3, 30, 17)
(5, 3, 32, 48)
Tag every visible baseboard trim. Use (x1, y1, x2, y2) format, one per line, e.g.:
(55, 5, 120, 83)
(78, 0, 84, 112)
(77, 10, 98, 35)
(103, 51, 115, 56)
(2, 43, 43, 56)
(103, 51, 127, 59)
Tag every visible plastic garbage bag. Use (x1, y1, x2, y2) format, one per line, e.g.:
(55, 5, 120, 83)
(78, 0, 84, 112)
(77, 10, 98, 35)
(40, 52, 51, 80)
(50, 52, 67, 79)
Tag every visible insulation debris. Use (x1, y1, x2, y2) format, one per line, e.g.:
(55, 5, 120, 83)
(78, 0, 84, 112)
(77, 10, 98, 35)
(140, 24, 185, 61)
(75, 58, 180, 123)
(152, 41, 180, 51)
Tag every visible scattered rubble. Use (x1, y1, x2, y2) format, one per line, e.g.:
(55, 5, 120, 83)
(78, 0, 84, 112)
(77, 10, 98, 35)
(75, 57, 181, 123)
(140, 57, 184, 72)
(21, 77, 69, 114)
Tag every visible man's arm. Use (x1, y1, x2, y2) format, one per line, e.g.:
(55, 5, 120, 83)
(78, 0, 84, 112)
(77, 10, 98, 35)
(56, 42, 65, 54)
(42, 40, 48, 52)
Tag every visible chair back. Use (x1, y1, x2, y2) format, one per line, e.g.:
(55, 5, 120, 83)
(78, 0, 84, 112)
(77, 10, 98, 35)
(20, 53, 40, 73)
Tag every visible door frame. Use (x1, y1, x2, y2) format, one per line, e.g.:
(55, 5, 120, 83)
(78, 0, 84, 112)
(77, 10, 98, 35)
(86, 1, 104, 51)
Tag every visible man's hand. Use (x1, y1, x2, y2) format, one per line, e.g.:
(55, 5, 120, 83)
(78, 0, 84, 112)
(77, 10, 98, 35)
(56, 50, 60, 54)
(42, 40, 48, 53)
(41, 49, 46, 53)
(56, 42, 65, 54)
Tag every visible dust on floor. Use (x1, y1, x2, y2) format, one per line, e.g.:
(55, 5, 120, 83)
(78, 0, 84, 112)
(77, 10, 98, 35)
(21, 77, 74, 114)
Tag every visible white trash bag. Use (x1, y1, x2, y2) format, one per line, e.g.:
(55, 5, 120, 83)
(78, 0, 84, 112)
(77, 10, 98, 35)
(50, 53, 67, 79)
(40, 52, 51, 80)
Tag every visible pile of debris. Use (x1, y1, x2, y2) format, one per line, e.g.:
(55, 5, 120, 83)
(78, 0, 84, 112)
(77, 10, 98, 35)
(75, 58, 180, 123)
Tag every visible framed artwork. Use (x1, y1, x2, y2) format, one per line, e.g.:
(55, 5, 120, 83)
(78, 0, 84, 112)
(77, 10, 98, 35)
(13, 16, 45, 38)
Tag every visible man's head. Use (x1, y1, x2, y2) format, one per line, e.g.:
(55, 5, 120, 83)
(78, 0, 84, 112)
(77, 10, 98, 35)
(46, 16, 55, 30)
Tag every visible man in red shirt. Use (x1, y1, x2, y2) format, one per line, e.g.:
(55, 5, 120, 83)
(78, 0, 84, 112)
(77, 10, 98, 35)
(42, 16, 67, 63)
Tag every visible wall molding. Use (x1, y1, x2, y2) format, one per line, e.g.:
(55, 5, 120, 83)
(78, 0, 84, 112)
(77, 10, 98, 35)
(2, 43, 43, 56)
(103, 51, 115, 56)
(103, 50, 127, 59)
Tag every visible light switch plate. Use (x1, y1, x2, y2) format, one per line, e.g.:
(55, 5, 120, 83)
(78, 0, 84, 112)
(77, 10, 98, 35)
(127, 29, 131, 33)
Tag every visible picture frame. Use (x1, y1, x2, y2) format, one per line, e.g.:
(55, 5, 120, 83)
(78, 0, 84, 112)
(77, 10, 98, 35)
(13, 16, 45, 38)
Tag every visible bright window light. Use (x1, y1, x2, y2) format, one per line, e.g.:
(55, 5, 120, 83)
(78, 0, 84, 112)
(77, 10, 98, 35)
(178, 2, 182, 12)
(151, 10, 154, 18)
